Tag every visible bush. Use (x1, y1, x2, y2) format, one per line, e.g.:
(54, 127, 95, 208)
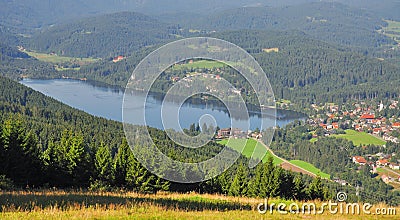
(88, 180, 113, 192)
(0, 175, 14, 190)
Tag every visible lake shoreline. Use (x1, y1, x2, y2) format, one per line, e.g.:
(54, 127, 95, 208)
(20, 78, 307, 130)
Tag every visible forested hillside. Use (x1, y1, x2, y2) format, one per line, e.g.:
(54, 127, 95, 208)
(0, 0, 317, 30)
(0, 43, 58, 80)
(2, 0, 399, 30)
(26, 12, 182, 58)
(336, 0, 400, 20)
(191, 2, 394, 48)
(59, 30, 400, 109)
(0, 76, 344, 202)
(2, 76, 399, 204)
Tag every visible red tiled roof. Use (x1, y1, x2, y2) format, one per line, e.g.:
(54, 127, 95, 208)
(353, 156, 367, 164)
(393, 122, 400, 128)
(377, 159, 389, 165)
(360, 114, 375, 119)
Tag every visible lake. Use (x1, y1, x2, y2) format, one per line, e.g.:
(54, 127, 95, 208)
(20, 79, 305, 131)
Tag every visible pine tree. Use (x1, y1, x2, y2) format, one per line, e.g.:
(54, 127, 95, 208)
(94, 143, 114, 184)
(229, 163, 248, 196)
(247, 163, 263, 197)
(114, 139, 130, 186)
(293, 173, 305, 201)
(0, 119, 43, 186)
(260, 155, 276, 199)
(307, 176, 323, 200)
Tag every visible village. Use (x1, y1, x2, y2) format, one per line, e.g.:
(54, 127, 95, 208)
(307, 99, 400, 186)
(215, 127, 262, 140)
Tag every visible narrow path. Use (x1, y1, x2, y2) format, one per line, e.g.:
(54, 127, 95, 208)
(255, 138, 319, 178)
(381, 167, 400, 177)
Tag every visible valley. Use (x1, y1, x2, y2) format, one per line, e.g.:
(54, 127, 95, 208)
(1, 1, 400, 219)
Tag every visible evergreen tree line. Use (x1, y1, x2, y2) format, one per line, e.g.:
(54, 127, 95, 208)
(0, 118, 332, 202)
(0, 76, 396, 204)
(0, 75, 332, 201)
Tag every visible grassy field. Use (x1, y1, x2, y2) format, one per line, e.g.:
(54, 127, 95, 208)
(333, 130, 386, 146)
(376, 167, 400, 190)
(383, 20, 400, 43)
(172, 60, 226, 70)
(0, 190, 398, 219)
(289, 160, 330, 179)
(25, 51, 99, 64)
(309, 138, 318, 143)
(218, 139, 283, 165)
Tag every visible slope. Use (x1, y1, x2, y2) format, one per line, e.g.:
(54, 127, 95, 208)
(192, 2, 394, 48)
(26, 11, 182, 58)
(58, 30, 400, 107)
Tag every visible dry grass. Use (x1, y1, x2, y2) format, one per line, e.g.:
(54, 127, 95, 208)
(0, 190, 398, 219)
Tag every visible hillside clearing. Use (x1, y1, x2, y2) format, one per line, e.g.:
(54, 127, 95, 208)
(382, 20, 400, 43)
(172, 60, 226, 70)
(25, 51, 99, 64)
(218, 139, 283, 165)
(289, 160, 330, 179)
(332, 129, 386, 146)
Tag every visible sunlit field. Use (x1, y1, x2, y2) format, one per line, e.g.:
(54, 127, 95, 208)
(333, 130, 386, 146)
(0, 190, 398, 219)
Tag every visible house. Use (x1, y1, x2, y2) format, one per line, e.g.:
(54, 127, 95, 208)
(373, 128, 382, 135)
(392, 122, 400, 129)
(352, 156, 367, 165)
(113, 55, 124, 63)
(377, 159, 389, 166)
(389, 163, 400, 170)
(360, 114, 375, 119)
(360, 114, 375, 123)
(231, 128, 243, 137)
(171, 76, 180, 82)
(218, 128, 231, 138)
(333, 179, 348, 186)
(381, 175, 390, 183)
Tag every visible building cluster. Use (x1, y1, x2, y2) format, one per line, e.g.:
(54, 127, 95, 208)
(352, 155, 400, 184)
(308, 100, 400, 143)
(215, 128, 262, 139)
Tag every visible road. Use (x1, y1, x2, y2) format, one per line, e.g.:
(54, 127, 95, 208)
(255, 138, 320, 178)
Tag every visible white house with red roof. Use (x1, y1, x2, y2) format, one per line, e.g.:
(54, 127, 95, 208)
(352, 156, 367, 165)
(377, 159, 389, 166)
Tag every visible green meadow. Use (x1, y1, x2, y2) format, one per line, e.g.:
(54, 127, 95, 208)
(289, 160, 330, 179)
(383, 20, 400, 43)
(172, 60, 226, 70)
(25, 51, 99, 64)
(333, 129, 386, 146)
(218, 139, 283, 165)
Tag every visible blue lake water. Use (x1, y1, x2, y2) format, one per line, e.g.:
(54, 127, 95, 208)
(20, 79, 304, 131)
